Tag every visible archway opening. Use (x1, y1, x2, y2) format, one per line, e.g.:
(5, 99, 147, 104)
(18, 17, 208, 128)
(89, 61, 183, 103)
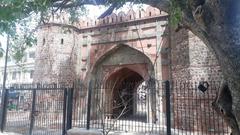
(90, 45, 156, 122)
(105, 68, 146, 121)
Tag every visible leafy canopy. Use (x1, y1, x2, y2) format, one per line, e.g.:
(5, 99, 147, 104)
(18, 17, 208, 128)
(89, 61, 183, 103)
(0, 0, 89, 62)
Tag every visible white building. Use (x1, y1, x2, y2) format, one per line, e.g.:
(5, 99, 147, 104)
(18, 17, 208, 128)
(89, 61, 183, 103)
(0, 47, 35, 85)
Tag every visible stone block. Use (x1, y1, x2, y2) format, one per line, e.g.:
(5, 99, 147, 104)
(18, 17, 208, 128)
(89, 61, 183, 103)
(67, 128, 103, 135)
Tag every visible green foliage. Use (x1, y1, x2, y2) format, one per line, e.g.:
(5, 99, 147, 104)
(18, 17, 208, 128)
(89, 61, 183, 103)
(0, 0, 50, 34)
(0, 47, 4, 58)
(0, 0, 128, 62)
(0, 0, 44, 62)
(68, 6, 89, 24)
(0, 0, 50, 19)
(12, 48, 26, 63)
(9, 32, 37, 63)
(169, 0, 184, 27)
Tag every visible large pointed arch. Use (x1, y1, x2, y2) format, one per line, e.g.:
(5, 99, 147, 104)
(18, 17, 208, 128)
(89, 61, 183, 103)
(90, 44, 155, 82)
(89, 44, 157, 122)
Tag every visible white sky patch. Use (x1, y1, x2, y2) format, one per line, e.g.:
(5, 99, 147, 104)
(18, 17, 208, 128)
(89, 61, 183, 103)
(0, 35, 7, 50)
(84, 3, 147, 19)
(85, 5, 108, 19)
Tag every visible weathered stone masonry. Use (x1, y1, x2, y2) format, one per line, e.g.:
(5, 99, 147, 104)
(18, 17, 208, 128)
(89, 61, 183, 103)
(171, 29, 223, 81)
(34, 6, 225, 132)
(171, 29, 225, 131)
(34, 6, 169, 84)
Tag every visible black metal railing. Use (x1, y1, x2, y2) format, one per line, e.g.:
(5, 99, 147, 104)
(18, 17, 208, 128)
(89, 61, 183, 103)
(0, 84, 72, 135)
(71, 80, 168, 134)
(71, 80, 230, 135)
(171, 81, 230, 135)
(0, 80, 231, 135)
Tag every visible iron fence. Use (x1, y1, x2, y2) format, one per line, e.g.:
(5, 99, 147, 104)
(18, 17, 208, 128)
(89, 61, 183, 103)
(0, 85, 2, 108)
(0, 80, 231, 135)
(172, 81, 230, 135)
(0, 84, 72, 135)
(79, 80, 167, 135)
(71, 80, 230, 135)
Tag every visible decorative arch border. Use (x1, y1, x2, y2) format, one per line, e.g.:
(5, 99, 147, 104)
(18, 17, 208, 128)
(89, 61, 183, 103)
(89, 43, 155, 82)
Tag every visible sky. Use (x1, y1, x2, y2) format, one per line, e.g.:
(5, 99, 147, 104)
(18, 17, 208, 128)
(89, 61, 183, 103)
(0, 35, 6, 51)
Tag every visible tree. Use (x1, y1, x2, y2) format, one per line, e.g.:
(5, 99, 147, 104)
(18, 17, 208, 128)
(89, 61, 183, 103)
(1, 0, 240, 134)
(147, 1, 240, 134)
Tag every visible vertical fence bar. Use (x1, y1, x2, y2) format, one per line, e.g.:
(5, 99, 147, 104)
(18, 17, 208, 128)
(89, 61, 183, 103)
(29, 89, 36, 135)
(0, 35, 10, 133)
(0, 88, 9, 132)
(86, 81, 92, 130)
(66, 88, 73, 130)
(62, 88, 68, 135)
(165, 80, 171, 135)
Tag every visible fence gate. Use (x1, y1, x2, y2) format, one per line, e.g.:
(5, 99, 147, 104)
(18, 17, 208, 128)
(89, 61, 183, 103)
(71, 80, 170, 134)
(71, 80, 231, 135)
(1, 84, 69, 135)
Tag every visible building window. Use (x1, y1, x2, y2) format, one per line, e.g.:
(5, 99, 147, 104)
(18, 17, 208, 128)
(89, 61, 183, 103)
(30, 70, 34, 79)
(29, 52, 35, 59)
(149, 12, 152, 16)
(17, 71, 21, 79)
(61, 39, 64, 44)
(120, 16, 123, 22)
(12, 72, 17, 80)
(43, 38, 45, 45)
(23, 55, 27, 62)
(147, 44, 152, 48)
(7, 57, 11, 62)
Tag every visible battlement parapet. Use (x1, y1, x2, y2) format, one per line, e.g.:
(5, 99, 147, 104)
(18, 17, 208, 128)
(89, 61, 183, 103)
(48, 6, 167, 29)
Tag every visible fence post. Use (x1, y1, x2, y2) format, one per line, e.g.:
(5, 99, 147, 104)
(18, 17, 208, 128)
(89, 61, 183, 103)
(165, 80, 171, 135)
(62, 88, 68, 135)
(86, 81, 92, 130)
(0, 88, 9, 132)
(66, 88, 73, 130)
(29, 89, 36, 135)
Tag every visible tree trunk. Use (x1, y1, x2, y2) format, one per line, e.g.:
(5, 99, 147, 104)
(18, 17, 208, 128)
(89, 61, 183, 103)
(146, 0, 240, 134)
(184, 1, 240, 134)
